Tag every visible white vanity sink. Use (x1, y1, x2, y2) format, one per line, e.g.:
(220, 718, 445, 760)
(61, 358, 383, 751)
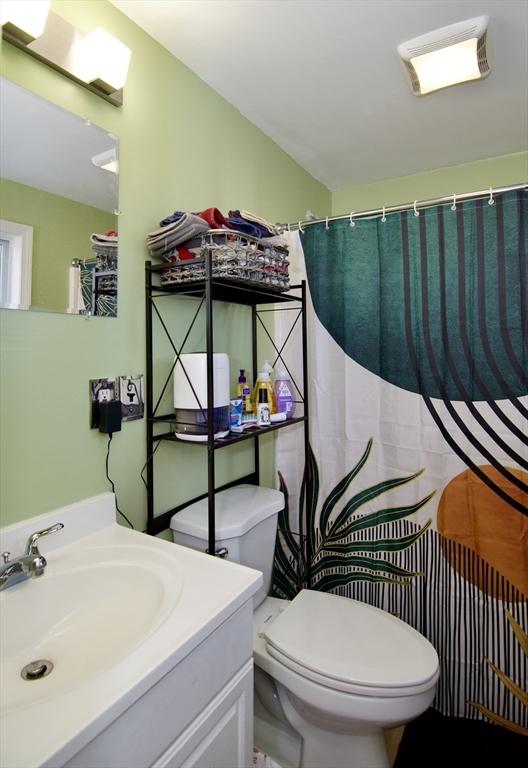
(0, 494, 262, 768)
(2, 543, 183, 709)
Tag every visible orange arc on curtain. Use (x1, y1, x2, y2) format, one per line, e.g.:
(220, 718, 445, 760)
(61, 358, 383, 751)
(437, 466, 528, 600)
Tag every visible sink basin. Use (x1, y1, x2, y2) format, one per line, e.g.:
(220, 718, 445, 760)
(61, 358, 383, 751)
(0, 493, 262, 768)
(1, 544, 183, 710)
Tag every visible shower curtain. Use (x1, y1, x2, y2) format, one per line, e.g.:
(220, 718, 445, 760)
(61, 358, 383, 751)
(274, 189, 527, 731)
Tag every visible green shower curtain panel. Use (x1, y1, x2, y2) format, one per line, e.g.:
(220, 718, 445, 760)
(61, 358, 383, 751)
(274, 189, 527, 731)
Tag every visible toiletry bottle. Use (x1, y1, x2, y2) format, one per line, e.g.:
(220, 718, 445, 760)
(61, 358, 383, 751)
(257, 388, 271, 426)
(274, 368, 295, 419)
(236, 370, 246, 398)
(237, 369, 254, 416)
(253, 360, 276, 413)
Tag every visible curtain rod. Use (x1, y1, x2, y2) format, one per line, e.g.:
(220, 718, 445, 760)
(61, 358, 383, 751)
(285, 182, 528, 231)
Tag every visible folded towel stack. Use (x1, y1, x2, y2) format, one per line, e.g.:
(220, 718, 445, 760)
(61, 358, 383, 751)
(146, 213, 210, 261)
(91, 230, 118, 255)
(226, 210, 283, 238)
(147, 207, 283, 262)
(146, 207, 288, 291)
(91, 230, 118, 270)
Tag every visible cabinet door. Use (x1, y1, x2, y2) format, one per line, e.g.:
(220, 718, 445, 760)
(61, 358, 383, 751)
(153, 661, 253, 768)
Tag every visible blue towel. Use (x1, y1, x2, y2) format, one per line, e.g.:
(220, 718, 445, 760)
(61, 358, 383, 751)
(160, 210, 187, 227)
(227, 211, 272, 238)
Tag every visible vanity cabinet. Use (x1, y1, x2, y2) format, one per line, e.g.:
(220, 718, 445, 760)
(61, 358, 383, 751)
(63, 602, 254, 768)
(144, 233, 309, 551)
(153, 662, 252, 768)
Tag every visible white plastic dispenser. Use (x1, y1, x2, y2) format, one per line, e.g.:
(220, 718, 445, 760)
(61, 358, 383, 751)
(170, 484, 284, 607)
(173, 352, 230, 441)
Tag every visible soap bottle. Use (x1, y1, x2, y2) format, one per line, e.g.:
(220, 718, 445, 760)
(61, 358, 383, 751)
(257, 388, 271, 427)
(253, 360, 276, 413)
(237, 369, 254, 416)
(274, 368, 295, 419)
(236, 369, 246, 398)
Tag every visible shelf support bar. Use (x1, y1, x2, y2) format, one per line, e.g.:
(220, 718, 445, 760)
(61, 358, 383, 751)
(301, 280, 311, 588)
(205, 245, 216, 555)
(145, 262, 155, 533)
(252, 303, 260, 486)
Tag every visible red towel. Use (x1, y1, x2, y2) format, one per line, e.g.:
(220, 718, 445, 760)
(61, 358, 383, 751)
(198, 208, 227, 228)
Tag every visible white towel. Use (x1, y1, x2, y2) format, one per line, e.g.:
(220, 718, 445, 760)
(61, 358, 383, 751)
(66, 265, 86, 314)
(240, 209, 283, 236)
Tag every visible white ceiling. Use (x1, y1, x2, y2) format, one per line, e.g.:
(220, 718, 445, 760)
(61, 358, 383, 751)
(111, 0, 528, 190)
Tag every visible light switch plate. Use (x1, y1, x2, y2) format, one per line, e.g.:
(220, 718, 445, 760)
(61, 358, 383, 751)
(119, 375, 144, 422)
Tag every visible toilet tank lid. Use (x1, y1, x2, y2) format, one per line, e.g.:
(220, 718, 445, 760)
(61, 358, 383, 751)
(170, 484, 284, 540)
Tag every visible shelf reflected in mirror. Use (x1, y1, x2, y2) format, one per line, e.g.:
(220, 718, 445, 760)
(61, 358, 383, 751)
(0, 77, 119, 316)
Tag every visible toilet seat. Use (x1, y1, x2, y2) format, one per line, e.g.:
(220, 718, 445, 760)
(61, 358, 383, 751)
(262, 590, 439, 698)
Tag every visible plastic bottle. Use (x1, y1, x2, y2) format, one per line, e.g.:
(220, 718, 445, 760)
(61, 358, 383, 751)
(274, 368, 295, 419)
(237, 369, 254, 416)
(236, 370, 245, 398)
(253, 360, 276, 413)
(257, 388, 271, 426)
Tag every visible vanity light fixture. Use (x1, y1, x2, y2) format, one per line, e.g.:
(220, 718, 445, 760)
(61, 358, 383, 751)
(398, 16, 491, 96)
(82, 28, 131, 94)
(0, 0, 51, 44)
(1, 2, 131, 106)
(92, 149, 119, 174)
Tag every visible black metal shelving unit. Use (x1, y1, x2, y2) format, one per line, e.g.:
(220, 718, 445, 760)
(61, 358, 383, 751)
(145, 247, 309, 558)
(91, 269, 117, 315)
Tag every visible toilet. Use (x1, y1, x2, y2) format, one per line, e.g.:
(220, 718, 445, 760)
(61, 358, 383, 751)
(171, 485, 439, 768)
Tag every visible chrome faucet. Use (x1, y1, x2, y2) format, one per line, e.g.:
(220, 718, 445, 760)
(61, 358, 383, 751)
(0, 523, 64, 591)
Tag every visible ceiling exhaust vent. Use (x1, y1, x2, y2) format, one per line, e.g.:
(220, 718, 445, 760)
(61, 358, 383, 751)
(398, 16, 491, 96)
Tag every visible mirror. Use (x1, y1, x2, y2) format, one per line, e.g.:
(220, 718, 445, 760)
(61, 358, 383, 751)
(0, 78, 119, 316)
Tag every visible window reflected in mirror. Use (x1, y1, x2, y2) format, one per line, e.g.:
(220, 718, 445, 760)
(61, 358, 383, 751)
(0, 78, 119, 316)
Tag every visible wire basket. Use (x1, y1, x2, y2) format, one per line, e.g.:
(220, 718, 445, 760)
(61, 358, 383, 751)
(161, 230, 290, 291)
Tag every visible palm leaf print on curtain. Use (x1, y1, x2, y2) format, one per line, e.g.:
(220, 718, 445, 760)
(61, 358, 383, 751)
(274, 189, 527, 729)
(273, 439, 432, 598)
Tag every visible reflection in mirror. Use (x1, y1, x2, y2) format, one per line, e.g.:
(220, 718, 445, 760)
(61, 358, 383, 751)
(0, 78, 119, 316)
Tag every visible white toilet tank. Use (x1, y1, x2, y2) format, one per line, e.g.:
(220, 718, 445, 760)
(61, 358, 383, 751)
(170, 484, 284, 608)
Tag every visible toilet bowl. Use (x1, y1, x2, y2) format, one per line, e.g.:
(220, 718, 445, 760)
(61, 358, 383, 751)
(253, 593, 439, 768)
(171, 485, 440, 768)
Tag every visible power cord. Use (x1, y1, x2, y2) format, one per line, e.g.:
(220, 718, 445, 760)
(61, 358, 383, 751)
(139, 442, 161, 533)
(105, 434, 134, 528)
(140, 441, 161, 492)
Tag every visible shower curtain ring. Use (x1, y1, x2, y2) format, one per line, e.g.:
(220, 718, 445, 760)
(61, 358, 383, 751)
(349, 212, 355, 227)
(488, 187, 495, 206)
(413, 200, 419, 217)
(381, 206, 386, 223)
(298, 221, 304, 234)
(325, 216, 330, 230)
(451, 193, 457, 211)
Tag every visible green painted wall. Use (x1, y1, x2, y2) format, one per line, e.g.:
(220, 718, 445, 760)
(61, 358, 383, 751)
(331, 152, 528, 214)
(0, 178, 115, 312)
(0, 0, 330, 529)
(2, 1, 525, 533)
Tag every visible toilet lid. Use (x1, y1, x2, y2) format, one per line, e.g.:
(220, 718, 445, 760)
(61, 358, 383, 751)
(263, 590, 439, 695)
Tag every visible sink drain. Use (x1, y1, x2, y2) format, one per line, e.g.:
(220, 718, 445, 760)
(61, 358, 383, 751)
(21, 660, 54, 681)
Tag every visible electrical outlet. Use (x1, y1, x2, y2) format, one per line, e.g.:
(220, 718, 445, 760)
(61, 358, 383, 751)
(119, 375, 144, 422)
(90, 378, 117, 428)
